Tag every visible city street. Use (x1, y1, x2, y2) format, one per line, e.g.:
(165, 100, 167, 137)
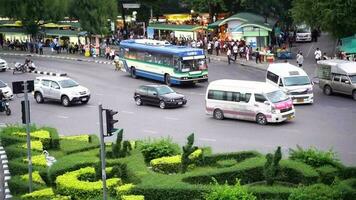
(0, 36, 355, 165)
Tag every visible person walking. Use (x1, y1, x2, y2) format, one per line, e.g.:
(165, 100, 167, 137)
(322, 52, 328, 60)
(214, 40, 219, 56)
(227, 48, 232, 64)
(232, 44, 238, 61)
(39, 40, 43, 55)
(255, 48, 261, 64)
(314, 48, 322, 62)
(296, 52, 304, 67)
(245, 46, 250, 61)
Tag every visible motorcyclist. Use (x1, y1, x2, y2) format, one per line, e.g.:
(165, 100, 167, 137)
(25, 57, 36, 72)
(0, 90, 5, 108)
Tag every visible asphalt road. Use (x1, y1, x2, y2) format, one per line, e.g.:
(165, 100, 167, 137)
(0, 35, 355, 165)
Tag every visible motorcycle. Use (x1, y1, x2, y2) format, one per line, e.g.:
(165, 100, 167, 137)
(13, 62, 36, 74)
(0, 99, 11, 116)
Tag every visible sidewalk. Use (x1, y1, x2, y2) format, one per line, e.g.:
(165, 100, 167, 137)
(208, 54, 271, 71)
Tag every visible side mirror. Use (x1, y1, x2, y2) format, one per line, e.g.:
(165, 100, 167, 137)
(345, 80, 350, 84)
(264, 101, 270, 106)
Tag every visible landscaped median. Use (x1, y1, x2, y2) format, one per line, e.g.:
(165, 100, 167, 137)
(0, 125, 355, 200)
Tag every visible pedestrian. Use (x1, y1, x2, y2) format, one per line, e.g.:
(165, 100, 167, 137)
(214, 40, 219, 56)
(227, 48, 232, 64)
(110, 49, 115, 60)
(314, 48, 322, 62)
(105, 46, 111, 59)
(296, 52, 304, 67)
(245, 46, 250, 61)
(207, 42, 212, 55)
(255, 48, 261, 64)
(322, 52, 328, 60)
(39, 40, 43, 55)
(233, 44, 238, 61)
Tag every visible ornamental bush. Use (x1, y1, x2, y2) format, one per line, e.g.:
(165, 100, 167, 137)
(55, 167, 121, 199)
(21, 140, 43, 151)
(116, 183, 135, 196)
(60, 135, 90, 142)
(199, 151, 261, 166)
(139, 137, 181, 163)
(8, 175, 45, 194)
(288, 184, 342, 200)
(21, 171, 45, 184)
(316, 165, 339, 184)
(122, 195, 145, 200)
(205, 179, 256, 200)
(24, 154, 47, 167)
(21, 188, 55, 199)
(289, 146, 341, 168)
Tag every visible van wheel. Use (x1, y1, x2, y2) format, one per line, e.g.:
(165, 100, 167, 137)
(164, 74, 172, 86)
(213, 109, 224, 120)
(61, 96, 70, 107)
(34, 92, 44, 103)
(130, 67, 137, 79)
(256, 113, 267, 125)
(353, 90, 356, 101)
(323, 85, 332, 96)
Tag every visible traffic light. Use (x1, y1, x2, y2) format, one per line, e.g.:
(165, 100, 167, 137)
(105, 109, 118, 136)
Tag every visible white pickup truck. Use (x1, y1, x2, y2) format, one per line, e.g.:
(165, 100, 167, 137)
(317, 60, 356, 100)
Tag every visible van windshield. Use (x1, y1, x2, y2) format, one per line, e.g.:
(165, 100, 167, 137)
(350, 75, 356, 84)
(266, 90, 289, 103)
(284, 76, 310, 86)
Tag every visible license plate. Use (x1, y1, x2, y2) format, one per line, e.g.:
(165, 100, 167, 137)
(178, 102, 183, 105)
(193, 80, 198, 83)
(297, 99, 304, 103)
(82, 98, 87, 101)
(287, 115, 294, 120)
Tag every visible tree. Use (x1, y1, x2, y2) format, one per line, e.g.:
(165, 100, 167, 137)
(182, 0, 226, 23)
(69, 0, 117, 36)
(264, 146, 282, 185)
(181, 133, 198, 173)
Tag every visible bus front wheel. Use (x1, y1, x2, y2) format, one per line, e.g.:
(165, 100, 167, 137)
(131, 67, 137, 79)
(164, 74, 172, 86)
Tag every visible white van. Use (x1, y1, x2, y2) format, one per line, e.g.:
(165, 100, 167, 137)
(205, 79, 295, 125)
(266, 63, 313, 104)
(296, 25, 312, 42)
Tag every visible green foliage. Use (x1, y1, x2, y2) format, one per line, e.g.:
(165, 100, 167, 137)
(60, 135, 90, 142)
(21, 188, 55, 199)
(333, 179, 356, 200)
(23, 154, 47, 167)
(181, 133, 199, 173)
(116, 183, 135, 196)
(205, 179, 257, 200)
(139, 137, 181, 163)
(199, 151, 261, 166)
(59, 134, 99, 155)
(131, 185, 207, 200)
(122, 195, 145, 200)
(316, 165, 339, 185)
(340, 167, 356, 179)
(55, 167, 121, 200)
(288, 184, 342, 200)
(216, 159, 238, 168)
(248, 185, 294, 200)
(279, 160, 319, 185)
(8, 175, 46, 195)
(264, 147, 282, 185)
(289, 146, 341, 168)
(21, 171, 46, 184)
(111, 129, 132, 158)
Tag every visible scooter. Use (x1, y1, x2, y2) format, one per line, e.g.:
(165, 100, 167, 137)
(13, 62, 27, 74)
(0, 99, 11, 116)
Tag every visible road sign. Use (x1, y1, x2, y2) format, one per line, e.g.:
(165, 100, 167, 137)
(123, 3, 140, 9)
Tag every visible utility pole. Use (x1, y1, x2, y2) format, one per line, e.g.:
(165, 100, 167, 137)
(24, 81, 32, 193)
(98, 104, 107, 200)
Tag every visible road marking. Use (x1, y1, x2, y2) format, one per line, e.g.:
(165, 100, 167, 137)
(0, 123, 6, 127)
(57, 115, 69, 119)
(306, 42, 314, 58)
(143, 129, 158, 134)
(86, 105, 96, 108)
(95, 93, 104, 96)
(188, 92, 205, 96)
(199, 138, 217, 142)
(164, 117, 179, 121)
(122, 110, 134, 114)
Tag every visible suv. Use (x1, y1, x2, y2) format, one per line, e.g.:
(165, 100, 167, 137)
(0, 57, 8, 72)
(34, 76, 90, 106)
(134, 85, 187, 109)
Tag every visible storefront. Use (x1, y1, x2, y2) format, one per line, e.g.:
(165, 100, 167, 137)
(147, 23, 205, 40)
(0, 21, 30, 41)
(339, 35, 356, 60)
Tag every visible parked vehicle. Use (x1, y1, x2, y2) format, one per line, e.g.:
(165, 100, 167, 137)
(266, 63, 313, 104)
(0, 98, 11, 115)
(206, 79, 295, 125)
(0, 57, 8, 72)
(134, 85, 187, 109)
(34, 76, 90, 107)
(317, 59, 356, 100)
(0, 80, 14, 99)
(295, 25, 312, 42)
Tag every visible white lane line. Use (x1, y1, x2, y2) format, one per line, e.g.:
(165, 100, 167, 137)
(95, 93, 104, 96)
(122, 110, 134, 114)
(199, 138, 217, 142)
(0, 123, 6, 127)
(57, 115, 69, 119)
(143, 129, 158, 134)
(86, 105, 96, 108)
(164, 117, 179, 121)
(306, 42, 314, 58)
(188, 92, 205, 96)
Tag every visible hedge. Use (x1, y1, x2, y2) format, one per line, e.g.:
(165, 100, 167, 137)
(59, 134, 100, 155)
(247, 185, 294, 200)
(3, 144, 40, 160)
(334, 179, 356, 200)
(279, 160, 319, 185)
(116, 184, 135, 196)
(21, 171, 46, 184)
(131, 185, 207, 200)
(55, 167, 121, 200)
(199, 151, 261, 166)
(340, 167, 356, 179)
(8, 175, 46, 194)
(316, 165, 339, 184)
(21, 188, 55, 199)
(122, 195, 145, 200)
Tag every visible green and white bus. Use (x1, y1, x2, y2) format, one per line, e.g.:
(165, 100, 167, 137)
(118, 39, 208, 85)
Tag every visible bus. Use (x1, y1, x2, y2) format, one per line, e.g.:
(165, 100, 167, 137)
(118, 39, 208, 85)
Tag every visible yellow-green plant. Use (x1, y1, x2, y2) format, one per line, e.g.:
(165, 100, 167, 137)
(21, 141, 43, 151)
(122, 195, 145, 200)
(60, 135, 90, 142)
(23, 154, 47, 166)
(21, 171, 45, 184)
(21, 188, 54, 199)
(116, 183, 135, 196)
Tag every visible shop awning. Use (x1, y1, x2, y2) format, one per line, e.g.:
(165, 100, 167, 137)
(207, 20, 224, 29)
(148, 23, 204, 32)
(45, 29, 79, 37)
(340, 36, 356, 54)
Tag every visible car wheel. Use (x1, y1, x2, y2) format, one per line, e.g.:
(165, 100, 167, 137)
(1, 69, 5, 72)
(165, 74, 172, 86)
(5, 108, 11, 116)
(256, 113, 267, 125)
(323, 85, 332, 96)
(131, 67, 137, 79)
(61, 96, 70, 107)
(82, 100, 89, 104)
(213, 109, 224, 120)
(159, 101, 166, 109)
(34, 92, 44, 103)
(135, 97, 142, 106)
(353, 90, 356, 101)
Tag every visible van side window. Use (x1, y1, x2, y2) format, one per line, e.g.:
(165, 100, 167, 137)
(208, 90, 224, 100)
(341, 76, 349, 83)
(267, 71, 279, 84)
(208, 90, 241, 102)
(255, 94, 267, 103)
(333, 76, 340, 82)
(240, 93, 251, 103)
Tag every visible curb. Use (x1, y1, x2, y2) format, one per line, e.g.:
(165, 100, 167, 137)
(7, 67, 67, 77)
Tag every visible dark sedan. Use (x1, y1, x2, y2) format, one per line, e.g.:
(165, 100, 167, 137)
(134, 85, 187, 109)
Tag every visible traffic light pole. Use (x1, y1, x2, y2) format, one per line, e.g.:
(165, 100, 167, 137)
(98, 104, 107, 200)
(24, 82, 33, 193)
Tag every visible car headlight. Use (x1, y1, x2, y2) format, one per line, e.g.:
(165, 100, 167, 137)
(271, 106, 278, 114)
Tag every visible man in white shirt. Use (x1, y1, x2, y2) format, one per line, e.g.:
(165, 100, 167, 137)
(314, 48, 322, 62)
(296, 52, 304, 67)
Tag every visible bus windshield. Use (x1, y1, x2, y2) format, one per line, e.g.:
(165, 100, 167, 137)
(180, 59, 207, 72)
(284, 76, 310, 86)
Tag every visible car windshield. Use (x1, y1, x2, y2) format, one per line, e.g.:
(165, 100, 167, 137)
(180, 59, 207, 72)
(284, 76, 310, 86)
(297, 28, 310, 33)
(0, 80, 6, 88)
(350, 75, 356, 84)
(58, 79, 79, 88)
(156, 86, 174, 95)
(266, 90, 289, 103)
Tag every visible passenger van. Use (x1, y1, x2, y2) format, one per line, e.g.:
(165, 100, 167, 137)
(205, 80, 295, 125)
(266, 63, 313, 104)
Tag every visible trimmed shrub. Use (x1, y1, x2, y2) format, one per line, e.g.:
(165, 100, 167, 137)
(131, 185, 207, 200)
(340, 167, 356, 179)
(21, 188, 55, 199)
(60, 135, 90, 142)
(205, 180, 256, 200)
(24, 154, 47, 167)
(122, 195, 145, 200)
(4, 144, 40, 160)
(288, 184, 342, 200)
(41, 126, 61, 149)
(59, 134, 100, 155)
(21, 171, 46, 184)
(21, 140, 43, 151)
(279, 160, 319, 185)
(0, 133, 27, 146)
(264, 147, 282, 185)
(200, 151, 261, 166)
(55, 167, 121, 200)
(289, 146, 341, 168)
(248, 185, 293, 200)
(316, 165, 339, 184)
(216, 159, 238, 168)
(13, 130, 51, 150)
(8, 175, 46, 194)
(181, 133, 198, 173)
(116, 183, 135, 196)
(333, 179, 356, 200)
(138, 137, 181, 163)
(8, 158, 45, 176)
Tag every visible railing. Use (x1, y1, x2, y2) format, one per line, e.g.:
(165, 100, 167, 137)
(0, 145, 12, 199)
